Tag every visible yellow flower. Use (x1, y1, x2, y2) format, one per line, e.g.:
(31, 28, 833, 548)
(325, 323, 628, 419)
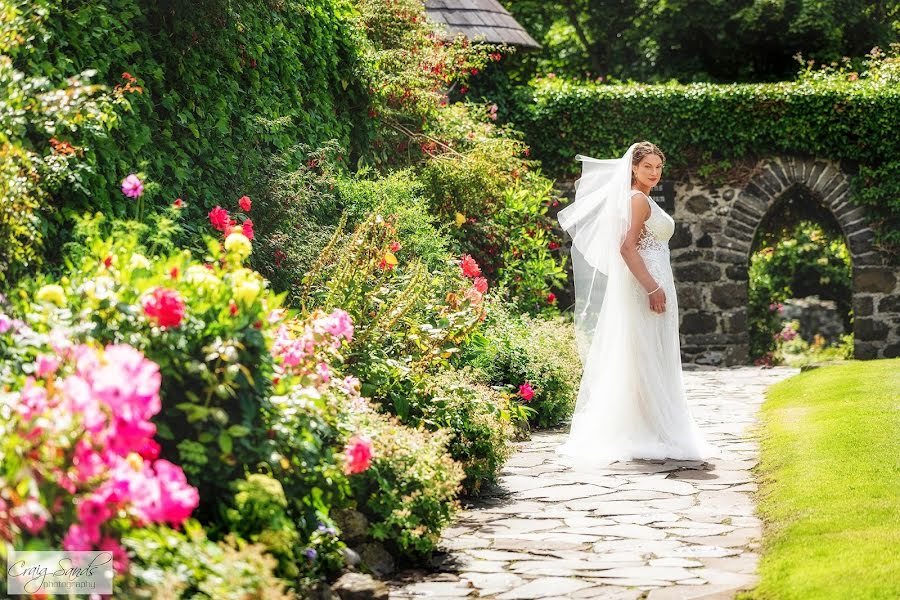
(232, 268, 262, 305)
(129, 253, 151, 270)
(383, 251, 398, 266)
(126, 452, 143, 471)
(224, 232, 252, 261)
(455, 212, 466, 227)
(36, 284, 66, 307)
(185, 264, 220, 290)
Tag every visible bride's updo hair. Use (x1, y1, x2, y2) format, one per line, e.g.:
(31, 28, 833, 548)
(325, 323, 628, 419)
(631, 141, 666, 184)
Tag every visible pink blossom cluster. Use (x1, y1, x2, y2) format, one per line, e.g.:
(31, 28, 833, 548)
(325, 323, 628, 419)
(272, 309, 355, 371)
(6, 343, 198, 571)
(774, 323, 798, 343)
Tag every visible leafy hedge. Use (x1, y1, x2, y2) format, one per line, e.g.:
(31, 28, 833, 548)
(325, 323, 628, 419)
(508, 54, 900, 252)
(4, 0, 368, 259)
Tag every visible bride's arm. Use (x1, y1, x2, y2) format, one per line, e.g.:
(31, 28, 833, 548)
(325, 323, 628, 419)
(620, 195, 666, 313)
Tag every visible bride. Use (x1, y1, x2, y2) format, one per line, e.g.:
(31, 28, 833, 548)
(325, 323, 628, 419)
(555, 141, 718, 463)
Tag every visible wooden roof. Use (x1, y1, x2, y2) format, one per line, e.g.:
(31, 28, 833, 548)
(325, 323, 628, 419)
(424, 0, 541, 50)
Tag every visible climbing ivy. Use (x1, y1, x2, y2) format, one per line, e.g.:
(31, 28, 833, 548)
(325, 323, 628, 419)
(508, 47, 900, 254)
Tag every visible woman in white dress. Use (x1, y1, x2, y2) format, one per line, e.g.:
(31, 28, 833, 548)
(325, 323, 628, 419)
(555, 141, 718, 463)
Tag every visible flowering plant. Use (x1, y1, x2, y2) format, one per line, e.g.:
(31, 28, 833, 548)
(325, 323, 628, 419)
(0, 339, 197, 574)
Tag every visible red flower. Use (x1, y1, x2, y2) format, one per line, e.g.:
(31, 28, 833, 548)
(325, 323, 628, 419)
(470, 68, 479, 75)
(103, 256, 113, 268)
(389, 241, 401, 252)
(518, 382, 534, 402)
(170, 267, 179, 280)
(459, 86, 469, 94)
(546, 292, 556, 304)
(142, 288, 185, 328)
(173, 198, 184, 208)
(473, 276, 488, 293)
(229, 301, 238, 316)
(242, 218, 254, 240)
(548, 241, 560, 250)
(460, 254, 481, 278)
(239, 196, 252, 212)
(208, 206, 230, 231)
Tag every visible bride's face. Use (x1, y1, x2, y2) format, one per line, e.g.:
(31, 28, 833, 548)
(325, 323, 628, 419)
(632, 155, 663, 188)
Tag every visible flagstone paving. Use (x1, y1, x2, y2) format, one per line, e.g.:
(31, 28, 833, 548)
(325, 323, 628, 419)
(388, 366, 798, 599)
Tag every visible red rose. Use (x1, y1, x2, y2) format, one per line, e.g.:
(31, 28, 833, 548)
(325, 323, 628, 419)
(390, 241, 401, 252)
(473, 276, 488, 293)
(242, 218, 254, 240)
(229, 301, 238, 316)
(208, 206, 230, 231)
(548, 241, 560, 250)
(173, 198, 184, 208)
(103, 256, 113, 268)
(460, 254, 481, 278)
(142, 288, 185, 328)
(239, 196, 252, 212)
(546, 292, 556, 304)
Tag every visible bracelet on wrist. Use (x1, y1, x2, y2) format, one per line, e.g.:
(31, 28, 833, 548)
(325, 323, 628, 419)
(647, 285, 660, 295)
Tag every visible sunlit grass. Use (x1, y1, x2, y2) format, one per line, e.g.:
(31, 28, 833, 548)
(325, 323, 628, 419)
(743, 359, 900, 599)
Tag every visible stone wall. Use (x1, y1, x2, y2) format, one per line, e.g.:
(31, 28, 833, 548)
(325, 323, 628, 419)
(554, 156, 900, 365)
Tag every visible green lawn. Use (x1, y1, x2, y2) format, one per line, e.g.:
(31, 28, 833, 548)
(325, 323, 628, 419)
(744, 359, 900, 599)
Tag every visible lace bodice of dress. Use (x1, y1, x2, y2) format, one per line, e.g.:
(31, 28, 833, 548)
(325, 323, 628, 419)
(631, 190, 674, 254)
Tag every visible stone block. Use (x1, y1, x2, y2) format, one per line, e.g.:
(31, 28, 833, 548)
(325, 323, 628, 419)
(670, 223, 693, 249)
(686, 195, 713, 214)
(855, 268, 897, 293)
(675, 263, 722, 282)
(855, 318, 889, 341)
(711, 283, 747, 309)
(853, 295, 874, 317)
(726, 265, 749, 281)
(878, 295, 900, 314)
(681, 312, 718, 334)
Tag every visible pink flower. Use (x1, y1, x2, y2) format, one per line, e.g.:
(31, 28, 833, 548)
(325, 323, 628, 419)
(344, 436, 374, 475)
(242, 218, 254, 240)
(316, 362, 331, 383)
(99, 536, 130, 574)
(77, 495, 113, 530)
(121, 174, 143, 198)
(464, 286, 483, 305)
(460, 254, 481, 278)
(0, 313, 12, 333)
(12, 499, 49, 535)
(62, 523, 101, 551)
(473, 276, 488, 293)
(389, 241, 401, 252)
(35, 354, 60, 378)
(321, 309, 354, 343)
(518, 382, 534, 402)
(142, 288, 186, 328)
(208, 206, 231, 231)
(239, 195, 252, 211)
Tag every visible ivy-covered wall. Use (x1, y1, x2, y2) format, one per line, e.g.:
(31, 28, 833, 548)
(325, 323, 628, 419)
(6, 0, 369, 226)
(509, 76, 900, 254)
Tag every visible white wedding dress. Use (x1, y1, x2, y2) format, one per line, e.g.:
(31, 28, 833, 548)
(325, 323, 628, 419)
(556, 188, 719, 463)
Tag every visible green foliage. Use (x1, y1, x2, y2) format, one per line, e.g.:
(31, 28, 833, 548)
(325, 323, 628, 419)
(510, 47, 900, 253)
(748, 221, 852, 359)
(503, 0, 898, 82)
(0, 52, 129, 282)
(462, 296, 581, 428)
(4, 0, 369, 259)
(121, 520, 298, 599)
(222, 474, 303, 580)
(419, 104, 568, 310)
(414, 367, 514, 495)
(346, 405, 464, 558)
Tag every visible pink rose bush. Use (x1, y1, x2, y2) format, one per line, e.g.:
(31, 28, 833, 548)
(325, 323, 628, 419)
(0, 342, 198, 571)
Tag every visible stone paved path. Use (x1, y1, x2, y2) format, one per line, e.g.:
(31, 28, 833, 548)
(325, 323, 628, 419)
(388, 366, 798, 600)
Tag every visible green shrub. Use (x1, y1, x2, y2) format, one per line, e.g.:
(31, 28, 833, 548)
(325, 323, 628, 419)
(121, 520, 297, 599)
(346, 403, 464, 558)
(463, 296, 581, 428)
(415, 367, 514, 495)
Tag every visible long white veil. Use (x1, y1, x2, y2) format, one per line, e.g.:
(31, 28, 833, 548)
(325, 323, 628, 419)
(558, 144, 637, 363)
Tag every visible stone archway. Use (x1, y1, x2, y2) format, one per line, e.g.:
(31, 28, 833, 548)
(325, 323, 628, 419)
(671, 156, 900, 365)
